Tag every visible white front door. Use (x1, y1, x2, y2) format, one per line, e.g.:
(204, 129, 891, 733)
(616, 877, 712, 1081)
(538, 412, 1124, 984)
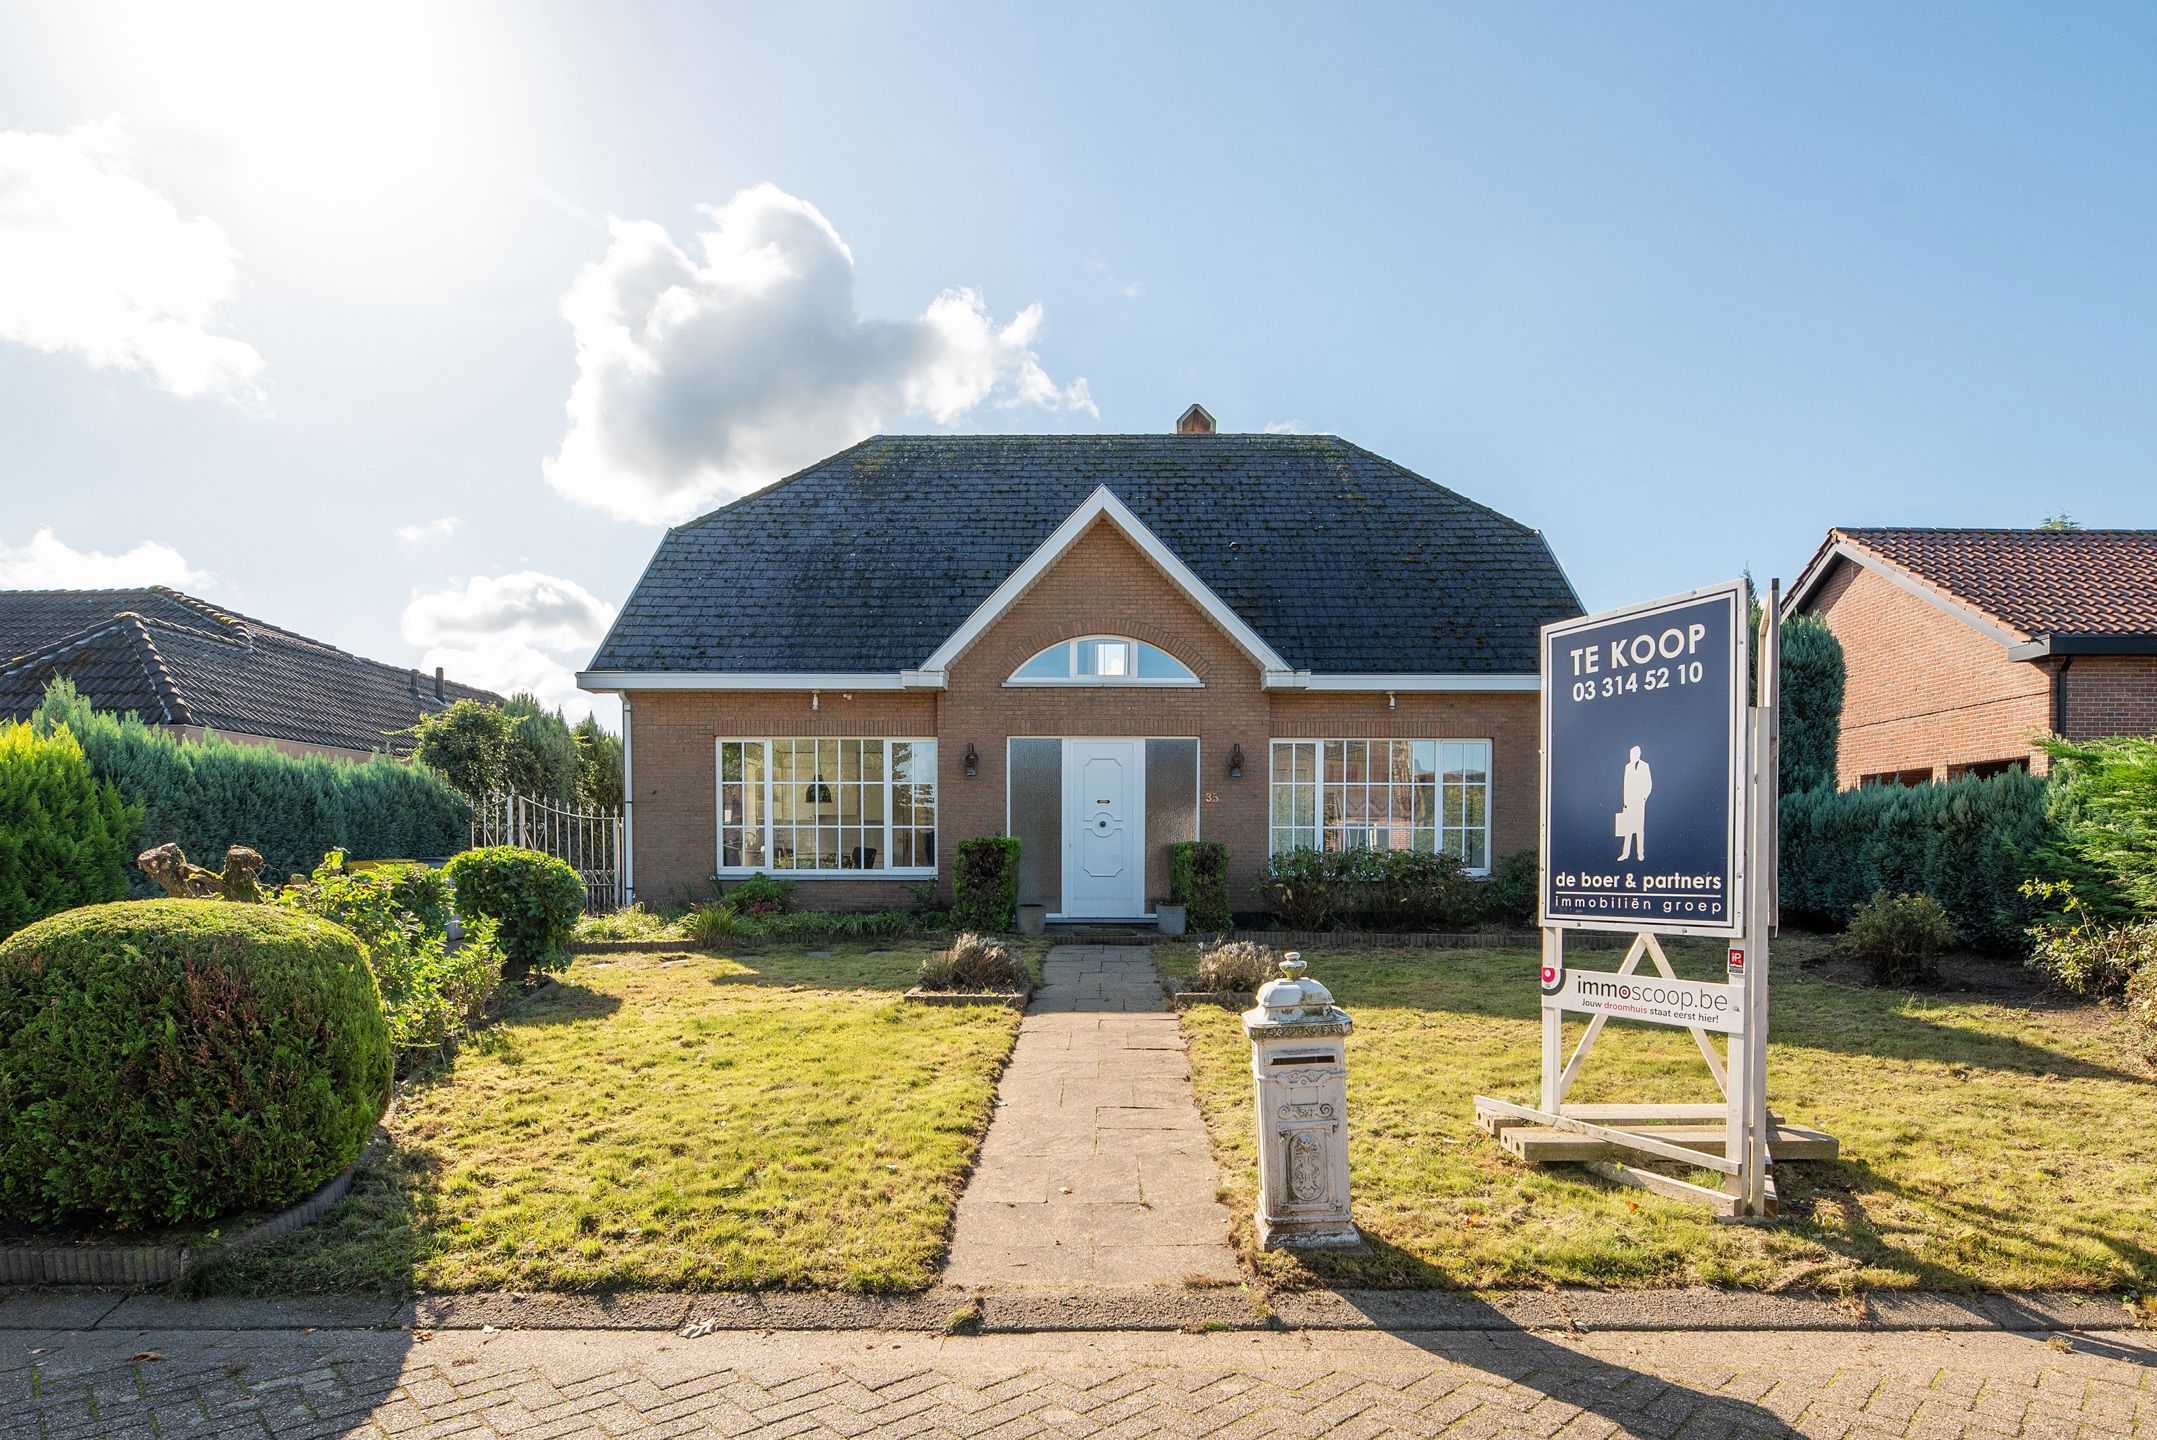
(1062, 739, 1146, 919)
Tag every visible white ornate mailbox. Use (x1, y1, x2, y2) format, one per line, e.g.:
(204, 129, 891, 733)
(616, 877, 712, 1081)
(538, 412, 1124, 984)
(1243, 953, 1360, 1250)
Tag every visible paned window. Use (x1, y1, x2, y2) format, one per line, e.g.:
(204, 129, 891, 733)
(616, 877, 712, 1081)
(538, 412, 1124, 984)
(718, 739, 936, 874)
(1007, 635, 1198, 685)
(1268, 739, 1491, 873)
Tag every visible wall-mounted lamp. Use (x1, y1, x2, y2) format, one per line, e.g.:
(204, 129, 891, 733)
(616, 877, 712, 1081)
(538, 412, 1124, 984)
(811, 690, 820, 712)
(964, 742, 979, 777)
(1227, 743, 1244, 779)
(1386, 690, 1397, 711)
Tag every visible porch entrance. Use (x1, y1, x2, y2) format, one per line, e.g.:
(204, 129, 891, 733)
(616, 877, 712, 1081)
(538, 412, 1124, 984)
(1060, 739, 1145, 919)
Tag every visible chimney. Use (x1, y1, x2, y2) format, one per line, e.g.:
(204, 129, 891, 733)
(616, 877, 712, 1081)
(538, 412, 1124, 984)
(1175, 403, 1216, 436)
(434, 666, 446, 701)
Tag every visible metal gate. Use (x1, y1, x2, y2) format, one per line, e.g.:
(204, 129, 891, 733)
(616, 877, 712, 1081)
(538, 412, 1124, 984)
(471, 792, 625, 912)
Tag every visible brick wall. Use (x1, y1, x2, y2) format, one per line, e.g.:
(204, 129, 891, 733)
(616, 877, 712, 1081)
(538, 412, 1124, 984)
(624, 515, 1541, 912)
(1803, 561, 2053, 785)
(2061, 654, 2157, 741)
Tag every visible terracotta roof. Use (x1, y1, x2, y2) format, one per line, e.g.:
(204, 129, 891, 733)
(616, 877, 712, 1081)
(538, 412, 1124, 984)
(0, 587, 501, 754)
(1793, 527, 2157, 645)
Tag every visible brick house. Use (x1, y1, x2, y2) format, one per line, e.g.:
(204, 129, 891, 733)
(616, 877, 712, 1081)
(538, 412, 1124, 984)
(1784, 527, 2157, 788)
(579, 411, 1581, 918)
(0, 586, 501, 761)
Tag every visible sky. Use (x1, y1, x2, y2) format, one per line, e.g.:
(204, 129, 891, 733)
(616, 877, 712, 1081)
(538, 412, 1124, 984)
(2, 1, 2154, 726)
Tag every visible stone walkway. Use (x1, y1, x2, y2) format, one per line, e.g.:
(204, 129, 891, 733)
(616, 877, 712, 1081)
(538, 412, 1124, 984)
(4, 1321, 2150, 1438)
(944, 945, 1240, 1290)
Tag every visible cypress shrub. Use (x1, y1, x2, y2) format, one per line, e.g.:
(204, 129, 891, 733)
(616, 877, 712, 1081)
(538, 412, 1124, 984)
(29, 679, 469, 882)
(1780, 769, 2055, 951)
(444, 845, 586, 979)
(1169, 840, 1233, 932)
(0, 721, 141, 939)
(2038, 734, 2157, 916)
(1779, 615, 1845, 795)
(0, 900, 392, 1229)
(952, 836, 1021, 932)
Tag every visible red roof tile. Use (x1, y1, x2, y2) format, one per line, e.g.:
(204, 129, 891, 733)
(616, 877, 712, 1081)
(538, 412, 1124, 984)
(1824, 528, 2157, 641)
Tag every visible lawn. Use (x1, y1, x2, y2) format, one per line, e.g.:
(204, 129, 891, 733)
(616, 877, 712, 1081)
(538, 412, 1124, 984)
(202, 943, 1025, 1294)
(1181, 936, 2157, 1294)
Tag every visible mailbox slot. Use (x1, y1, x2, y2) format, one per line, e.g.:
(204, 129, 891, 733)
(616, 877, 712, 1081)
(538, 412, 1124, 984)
(1269, 1054, 1334, 1067)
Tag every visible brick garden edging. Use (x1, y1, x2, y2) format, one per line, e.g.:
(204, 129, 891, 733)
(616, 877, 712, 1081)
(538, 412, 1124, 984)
(901, 987, 1029, 1008)
(0, 976, 564, 1289)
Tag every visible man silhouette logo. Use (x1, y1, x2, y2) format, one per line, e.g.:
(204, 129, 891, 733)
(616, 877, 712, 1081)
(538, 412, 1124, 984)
(1615, 745, 1653, 862)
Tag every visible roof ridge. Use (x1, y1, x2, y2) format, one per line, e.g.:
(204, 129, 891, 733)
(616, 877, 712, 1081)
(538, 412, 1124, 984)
(671, 435, 887, 533)
(117, 613, 194, 726)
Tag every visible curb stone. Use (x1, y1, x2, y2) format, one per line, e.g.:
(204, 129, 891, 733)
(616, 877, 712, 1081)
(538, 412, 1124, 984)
(4, 1286, 2139, 1335)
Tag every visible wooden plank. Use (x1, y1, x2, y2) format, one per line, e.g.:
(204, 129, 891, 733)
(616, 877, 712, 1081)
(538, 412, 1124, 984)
(1560, 1103, 1746, 1124)
(1584, 1160, 1741, 1215)
(1473, 1097, 1741, 1176)
(1501, 1124, 1837, 1164)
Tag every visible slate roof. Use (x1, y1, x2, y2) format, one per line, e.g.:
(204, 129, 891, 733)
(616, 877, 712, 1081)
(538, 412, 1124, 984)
(1803, 527, 2157, 641)
(587, 435, 1581, 676)
(0, 587, 501, 754)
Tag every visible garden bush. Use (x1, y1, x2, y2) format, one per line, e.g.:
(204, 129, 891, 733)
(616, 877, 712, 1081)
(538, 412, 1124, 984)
(1370, 849, 1486, 929)
(1844, 890, 1957, 986)
(1169, 840, 1233, 932)
(1484, 849, 1538, 925)
(918, 932, 1033, 992)
(0, 900, 392, 1229)
(1256, 846, 1353, 929)
(1780, 768, 2055, 951)
(1193, 939, 1280, 993)
(0, 720, 140, 940)
(278, 853, 502, 1063)
(31, 679, 468, 884)
(953, 836, 1021, 931)
(444, 846, 585, 979)
(2022, 880, 2157, 1000)
(720, 871, 796, 916)
(2038, 734, 2157, 917)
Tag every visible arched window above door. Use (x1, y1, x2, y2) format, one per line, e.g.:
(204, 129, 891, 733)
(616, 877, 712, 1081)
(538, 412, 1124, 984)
(1006, 635, 1200, 686)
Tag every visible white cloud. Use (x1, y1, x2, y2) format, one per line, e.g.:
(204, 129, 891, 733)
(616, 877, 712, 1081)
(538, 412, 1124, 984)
(544, 182, 1095, 524)
(0, 526, 211, 589)
(0, 122, 265, 403)
(402, 570, 616, 716)
(394, 516, 460, 544)
(1263, 420, 1306, 435)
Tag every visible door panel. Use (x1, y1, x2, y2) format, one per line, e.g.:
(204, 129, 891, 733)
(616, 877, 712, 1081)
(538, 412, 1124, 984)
(1062, 740, 1145, 917)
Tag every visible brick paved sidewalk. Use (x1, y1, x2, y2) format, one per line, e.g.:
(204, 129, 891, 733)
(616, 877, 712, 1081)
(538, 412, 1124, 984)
(3, 1322, 2150, 1438)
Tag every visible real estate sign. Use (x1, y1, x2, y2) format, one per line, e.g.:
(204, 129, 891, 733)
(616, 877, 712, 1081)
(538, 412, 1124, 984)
(1540, 581, 1748, 939)
(1548, 969, 1746, 1034)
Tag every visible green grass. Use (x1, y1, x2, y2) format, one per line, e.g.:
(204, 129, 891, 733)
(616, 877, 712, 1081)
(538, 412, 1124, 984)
(1182, 936, 2157, 1294)
(200, 943, 1024, 1294)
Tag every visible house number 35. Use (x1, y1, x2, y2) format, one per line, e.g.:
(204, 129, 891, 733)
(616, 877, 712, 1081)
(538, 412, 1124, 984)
(1202, 791, 1223, 804)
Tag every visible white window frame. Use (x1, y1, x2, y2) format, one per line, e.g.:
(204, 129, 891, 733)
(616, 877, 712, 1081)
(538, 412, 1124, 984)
(714, 737, 938, 879)
(1267, 738, 1494, 875)
(1003, 635, 1201, 687)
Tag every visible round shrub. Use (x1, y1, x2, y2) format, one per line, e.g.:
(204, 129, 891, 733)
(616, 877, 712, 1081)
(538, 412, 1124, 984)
(0, 899, 392, 1230)
(444, 846, 585, 979)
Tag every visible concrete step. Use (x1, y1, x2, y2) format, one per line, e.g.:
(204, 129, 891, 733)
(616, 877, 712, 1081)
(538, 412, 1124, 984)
(1498, 1123, 1840, 1164)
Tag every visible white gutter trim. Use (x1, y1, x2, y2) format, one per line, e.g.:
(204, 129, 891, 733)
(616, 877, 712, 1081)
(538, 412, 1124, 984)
(1264, 672, 1541, 692)
(918, 486, 1292, 675)
(577, 670, 943, 692)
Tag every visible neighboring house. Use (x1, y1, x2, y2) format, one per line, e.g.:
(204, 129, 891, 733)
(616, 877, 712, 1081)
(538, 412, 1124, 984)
(0, 586, 502, 761)
(1785, 527, 2157, 788)
(580, 409, 1582, 917)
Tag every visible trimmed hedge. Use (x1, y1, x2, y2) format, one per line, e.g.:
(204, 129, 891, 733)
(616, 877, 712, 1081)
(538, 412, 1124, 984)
(0, 900, 392, 1229)
(0, 720, 140, 940)
(952, 836, 1021, 932)
(31, 679, 469, 884)
(445, 846, 585, 979)
(1779, 615, 1845, 796)
(1779, 769, 2055, 952)
(1169, 840, 1233, 932)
